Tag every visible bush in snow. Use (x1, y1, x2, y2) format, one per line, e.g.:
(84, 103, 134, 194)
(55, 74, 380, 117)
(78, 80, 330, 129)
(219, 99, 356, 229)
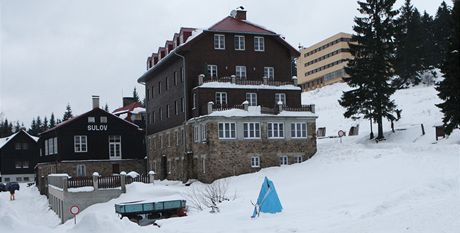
(184, 179, 235, 213)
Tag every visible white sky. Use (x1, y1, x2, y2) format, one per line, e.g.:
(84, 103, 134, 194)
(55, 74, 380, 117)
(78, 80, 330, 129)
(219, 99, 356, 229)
(0, 0, 449, 126)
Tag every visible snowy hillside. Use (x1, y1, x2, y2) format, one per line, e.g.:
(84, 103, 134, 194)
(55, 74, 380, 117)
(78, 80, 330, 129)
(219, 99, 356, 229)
(1, 83, 459, 233)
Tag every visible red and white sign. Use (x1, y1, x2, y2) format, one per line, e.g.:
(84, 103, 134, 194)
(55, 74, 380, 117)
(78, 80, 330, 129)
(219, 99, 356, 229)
(70, 205, 80, 215)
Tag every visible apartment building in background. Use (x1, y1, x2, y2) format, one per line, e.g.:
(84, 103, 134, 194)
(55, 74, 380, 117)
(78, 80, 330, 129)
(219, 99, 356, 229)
(297, 32, 352, 91)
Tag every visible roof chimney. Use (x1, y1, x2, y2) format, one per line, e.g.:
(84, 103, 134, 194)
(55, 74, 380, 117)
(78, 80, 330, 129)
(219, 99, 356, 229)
(230, 6, 246, 20)
(92, 95, 100, 109)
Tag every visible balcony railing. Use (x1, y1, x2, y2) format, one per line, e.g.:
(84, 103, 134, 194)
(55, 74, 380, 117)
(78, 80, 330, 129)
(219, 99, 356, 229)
(199, 75, 298, 87)
(207, 103, 315, 115)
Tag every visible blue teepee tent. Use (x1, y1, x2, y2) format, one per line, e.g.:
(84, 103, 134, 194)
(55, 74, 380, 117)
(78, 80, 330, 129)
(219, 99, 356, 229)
(251, 177, 282, 218)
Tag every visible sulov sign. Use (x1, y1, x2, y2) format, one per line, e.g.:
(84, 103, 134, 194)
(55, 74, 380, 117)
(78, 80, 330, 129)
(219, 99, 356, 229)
(87, 125, 108, 131)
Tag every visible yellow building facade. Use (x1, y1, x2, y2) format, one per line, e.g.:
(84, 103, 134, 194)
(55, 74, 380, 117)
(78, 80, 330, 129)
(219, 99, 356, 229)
(297, 32, 352, 91)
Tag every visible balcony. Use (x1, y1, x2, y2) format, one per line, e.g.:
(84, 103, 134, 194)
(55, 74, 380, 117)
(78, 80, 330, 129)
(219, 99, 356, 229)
(198, 75, 298, 87)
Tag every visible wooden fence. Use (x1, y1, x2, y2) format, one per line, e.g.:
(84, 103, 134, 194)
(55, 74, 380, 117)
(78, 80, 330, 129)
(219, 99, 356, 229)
(67, 177, 94, 188)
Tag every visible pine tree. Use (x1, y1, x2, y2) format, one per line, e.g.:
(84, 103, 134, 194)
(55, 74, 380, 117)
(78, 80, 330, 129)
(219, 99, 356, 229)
(14, 121, 21, 132)
(42, 116, 49, 132)
(420, 11, 436, 69)
(63, 104, 73, 121)
(393, 0, 424, 87)
(104, 104, 109, 112)
(36, 116, 42, 133)
(339, 0, 398, 140)
(436, 0, 460, 135)
(133, 87, 140, 102)
(433, 1, 452, 67)
(28, 119, 37, 136)
(49, 113, 56, 128)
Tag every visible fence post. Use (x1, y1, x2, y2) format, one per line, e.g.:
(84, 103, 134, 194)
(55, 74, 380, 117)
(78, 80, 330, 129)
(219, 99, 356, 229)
(92, 172, 99, 191)
(120, 173, 126, 193)
(198, 74, 204, 85)
(292, 76, 298, 86)
(421, 124, 425, 135)
(148, 171, 156, 184)
(62, 177, 68, 192)
(243, 101, 249, 111)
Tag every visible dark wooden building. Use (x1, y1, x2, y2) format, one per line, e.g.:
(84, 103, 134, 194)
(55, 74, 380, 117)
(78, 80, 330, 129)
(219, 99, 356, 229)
(36, 96, 146, 193)
(138, 9, 317, 183)
(0, 129, 39, 183)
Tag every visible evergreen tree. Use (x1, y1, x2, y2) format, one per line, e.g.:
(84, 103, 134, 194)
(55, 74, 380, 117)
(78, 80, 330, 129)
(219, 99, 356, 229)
(62, 104, 73, 121)
(339, 0, 398, 140)
(420, 11, 436, 69)
(104, 103, 109, 112)
(42, 116, 49, 132)
(393, 0, 424, 87)
(436, 0, 460, 135)
(433, 1, 452, 67)
(49, 113, 56, 128)
(28, 119, 37, 136)
(0, 118, 14, 137)
(133, 87, 140, 102)
(14, 121, 21, 132)
(36, 116, 42, 133)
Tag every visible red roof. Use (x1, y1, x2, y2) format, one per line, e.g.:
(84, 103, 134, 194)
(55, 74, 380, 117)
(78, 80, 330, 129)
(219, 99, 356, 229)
(112, 102, 144, 115)
(209, 16, 276, 34)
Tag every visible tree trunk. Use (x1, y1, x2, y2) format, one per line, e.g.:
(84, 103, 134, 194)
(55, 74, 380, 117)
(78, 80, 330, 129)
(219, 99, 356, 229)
(376, 114, 384, 140)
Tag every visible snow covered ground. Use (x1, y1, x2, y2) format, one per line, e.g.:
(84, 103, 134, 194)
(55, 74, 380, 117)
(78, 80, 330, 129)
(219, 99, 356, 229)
(1, 82, 459, 233)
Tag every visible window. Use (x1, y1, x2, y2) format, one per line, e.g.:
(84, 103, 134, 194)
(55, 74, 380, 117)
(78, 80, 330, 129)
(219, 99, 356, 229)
(194, 125, 200, 143)
(4, 178, 10, 182)
(264, 67, 274, 80)
(214, 34, 225, 49)
(215, 92, 227, 106)
(166, 104, 170, 118)
(180, 66, 184, 82)
(295, 156, 303, 163)
(175, 100, 179, 115)
(109, 135, 121, 159)
(218, 122, 236, 139)
(24, 177, 30, 182)
(254, 36, 265, 51)
(193, 93, 196, 109)
(201, 123, 207, 141)
(246, 93, 257, 106)
(180, 97, 185, 113)
(268, 122, 284, 138)
(53, 137, 58, 154)
(15, 143, 21, 150)
(202, 156, 206, 174)
(159, 107, 163, 121)
(280, 156, 288, 165)
(236, 66, 247, 79)
(45, 140, 49, 155)
(21, 143, 28, 150)
(100, 116, 107, 123)
(244, 122, 261, 139)
(15, 161, 21, 168)
(23, 161, 29, 168)
(74, 135, 87, 152)
(165, 77, 169, 90)
(88, 117, 95, 123)
(76, 164, 86, 177)
(234, 35, 245, 50)
(291, 123, 307, 138)
(207, 65, 218, 78)
(275, 93, 286, 106)
(251, 156, 260, 168)
(158, 81, 162, 94)
(174, 71, 178, 85)
(16, 177, 22, 182)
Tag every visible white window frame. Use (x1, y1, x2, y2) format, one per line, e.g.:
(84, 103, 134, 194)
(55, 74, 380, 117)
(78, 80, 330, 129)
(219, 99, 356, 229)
(218, 122, 236, 139)
(88, 117, 95, 123)
(251, 156, 260, 168)
(194, 125, 200, 143)
(243, 122, 261, 139)
(214, 34, 225, 50)
(295, 156, 303, 163)
(275, 93, 286, 106)
(100, 116, 107, 123)
(235, 66, 247, 79)
(45, 139, 49, 155)
(215, 92, 227, 106)
(23, 161, 29, 168)
(254, 36, 265, 51)
(246, 93, 257, 106)
(53, 137, 58, 154)
(74, 135, 87, 153)
(234, 35, 245, 50)
(280, 155, 288, 165)
(291, 123, 307, 138)
(109, 135, 122, 159)
(201, 123, 207, 142)
(268, 122, 285, 139)
(208, 64, 218, 78)
(264, 67, 274, 80)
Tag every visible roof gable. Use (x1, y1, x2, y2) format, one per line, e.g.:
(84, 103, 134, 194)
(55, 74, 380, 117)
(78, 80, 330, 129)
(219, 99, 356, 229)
(208, 16, 275, 35)
(0, 130, 38, 150)
(113, 102, 144, 115)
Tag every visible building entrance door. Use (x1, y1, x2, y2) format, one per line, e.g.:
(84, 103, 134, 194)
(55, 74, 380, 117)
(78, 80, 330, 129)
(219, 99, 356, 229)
(161, 156, 167, 179)
(112, 164, 120, 174)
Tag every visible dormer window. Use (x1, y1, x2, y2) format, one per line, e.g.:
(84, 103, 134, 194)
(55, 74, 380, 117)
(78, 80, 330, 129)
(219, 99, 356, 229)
(254, 36, 265, 51)
(234, 35, 245, 50)
(214, 34, 225, 50)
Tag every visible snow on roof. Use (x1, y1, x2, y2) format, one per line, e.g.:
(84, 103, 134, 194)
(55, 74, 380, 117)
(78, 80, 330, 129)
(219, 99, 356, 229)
(196, 82, 301, 91)
(0, 130, 38, 149)
(132, 107, 146, 114)
(205, 106, 316, 118)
